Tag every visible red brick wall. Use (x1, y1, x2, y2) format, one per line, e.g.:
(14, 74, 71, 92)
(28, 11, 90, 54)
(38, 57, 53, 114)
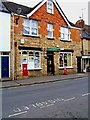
(14, 2, 81, 42)
(14, 16, 23, 35)
(70, 28, 81, 42)
(12, 2, 82, 79)
(30, 3, 67, 38)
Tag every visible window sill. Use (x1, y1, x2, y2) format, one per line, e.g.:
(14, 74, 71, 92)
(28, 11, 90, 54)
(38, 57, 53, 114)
(23, 34, 40, 38)
(47, 37, 54, 40)
(47, 12, 54, 14)
(59, 66, 73, 69)
(60, 39, 71, 42)
(28, 68, 42, 71)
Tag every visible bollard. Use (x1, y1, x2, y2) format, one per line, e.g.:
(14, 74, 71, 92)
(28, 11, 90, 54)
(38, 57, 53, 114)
(63, 66, 67, 75)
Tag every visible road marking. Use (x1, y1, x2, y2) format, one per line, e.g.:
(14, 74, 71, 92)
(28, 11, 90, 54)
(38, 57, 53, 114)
(40, 103, 54, 108)
(31, 104, 37, 108)
(64, 97, 76, 102)
(8, 111, 27, 117)
(13, 108, 22, 113)
(82, 93, 90, 96)
(22, 106, 29, 110)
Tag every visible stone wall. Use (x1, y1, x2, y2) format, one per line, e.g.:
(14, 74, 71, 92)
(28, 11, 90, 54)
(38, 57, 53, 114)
(10, 2, 82, 80)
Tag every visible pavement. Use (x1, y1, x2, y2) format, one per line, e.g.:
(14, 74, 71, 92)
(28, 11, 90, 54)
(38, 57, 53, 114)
(0, 73, 88, 88)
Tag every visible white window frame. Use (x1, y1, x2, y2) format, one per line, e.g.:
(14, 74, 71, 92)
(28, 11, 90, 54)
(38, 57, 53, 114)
(21, 50, 41, 70)
(24, 19, 38, 36)
(60, 26, 70, 41)
(47, 0, 54, 14)
(47, 23, 53, 38)
(59, 52, 72, 69)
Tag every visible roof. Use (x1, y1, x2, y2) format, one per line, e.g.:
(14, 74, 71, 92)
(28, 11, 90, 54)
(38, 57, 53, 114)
(2, 1, 33, 16)
(27, 0, 71, 26)
(81, 31, 90, 40)
(0, 1, 9, 13)
(27, 0, 80, 29)
(1, 0, 80, 29)
(84, 25, 90, 34)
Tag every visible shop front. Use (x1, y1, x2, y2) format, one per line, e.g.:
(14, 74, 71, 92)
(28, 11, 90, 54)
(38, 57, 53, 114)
(82, 56, 90, 72)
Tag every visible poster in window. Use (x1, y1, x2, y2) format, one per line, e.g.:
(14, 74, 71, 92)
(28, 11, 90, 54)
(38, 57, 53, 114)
(28, 53, 34, 69)
(22, 55, 28, 64)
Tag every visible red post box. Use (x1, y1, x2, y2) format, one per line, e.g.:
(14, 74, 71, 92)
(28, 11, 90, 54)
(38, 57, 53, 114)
(22, 64, 28, 76)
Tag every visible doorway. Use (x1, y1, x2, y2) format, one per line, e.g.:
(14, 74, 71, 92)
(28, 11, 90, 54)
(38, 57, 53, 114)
(47, 52, 54, 75)
(1, 56, 9, 78)
(77, 57, 81, 73)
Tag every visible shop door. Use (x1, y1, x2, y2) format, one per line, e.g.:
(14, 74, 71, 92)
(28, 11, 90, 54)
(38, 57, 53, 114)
(77, 57, 81, 73)
(1, 56, 9, 78)
(47, 52, 54, 75)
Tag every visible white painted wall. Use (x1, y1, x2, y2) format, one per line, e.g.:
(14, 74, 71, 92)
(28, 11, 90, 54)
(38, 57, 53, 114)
(0, 12, 10, 51)
(0, 53, 1, 79)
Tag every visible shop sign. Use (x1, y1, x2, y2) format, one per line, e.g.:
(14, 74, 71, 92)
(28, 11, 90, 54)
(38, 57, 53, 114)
(47, 48, 60, 52)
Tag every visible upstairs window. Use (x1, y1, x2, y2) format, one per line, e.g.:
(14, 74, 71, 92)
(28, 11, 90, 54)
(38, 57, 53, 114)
(47, 23, 53, 38)
(60, 26, 70, 41)
(24, 19, 38, 36)
(47, 0, 53, 14)
(24, 19, 30, 34)
(31, 20, 38, 35)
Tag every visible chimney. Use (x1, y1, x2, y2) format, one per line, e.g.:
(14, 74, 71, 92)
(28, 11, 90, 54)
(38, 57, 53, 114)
(75, 19, 85, 28)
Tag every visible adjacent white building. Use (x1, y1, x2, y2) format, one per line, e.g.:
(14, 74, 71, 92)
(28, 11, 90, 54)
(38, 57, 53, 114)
(0, 3, 11, 80)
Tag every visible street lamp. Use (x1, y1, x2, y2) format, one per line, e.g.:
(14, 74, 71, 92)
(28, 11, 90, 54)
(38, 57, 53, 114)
(12, 8, 22, 80)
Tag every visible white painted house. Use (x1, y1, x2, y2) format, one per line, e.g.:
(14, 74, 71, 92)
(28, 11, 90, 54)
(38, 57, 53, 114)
(0, 3, 11, 80)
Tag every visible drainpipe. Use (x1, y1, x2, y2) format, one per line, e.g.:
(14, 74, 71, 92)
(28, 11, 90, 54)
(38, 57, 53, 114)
(11, 12, 15, 80)
(11, 8, 22, 80)
(81, 32, 83, 72)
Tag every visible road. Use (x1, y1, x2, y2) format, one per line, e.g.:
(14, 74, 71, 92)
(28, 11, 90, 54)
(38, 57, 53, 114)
(2, 77, 89, 118)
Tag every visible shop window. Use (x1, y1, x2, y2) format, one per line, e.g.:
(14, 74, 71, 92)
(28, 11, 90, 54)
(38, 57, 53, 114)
(22, 51, 28, 64)
(59, 52, 72, 68)
(28, 51, 34, 69)
(21, 50, 41, 70)
(60, 53, 63, 67)
(34, 52, 40, 68)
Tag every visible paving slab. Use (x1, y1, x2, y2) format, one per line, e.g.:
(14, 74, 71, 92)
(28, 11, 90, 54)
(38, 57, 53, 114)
(0, 73, 88, 89)
(1, 80, 20, 88)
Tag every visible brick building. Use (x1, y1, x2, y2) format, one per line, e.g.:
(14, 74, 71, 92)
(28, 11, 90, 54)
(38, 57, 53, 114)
(76, 19, 90, 72)
(2, 0, 82, 80)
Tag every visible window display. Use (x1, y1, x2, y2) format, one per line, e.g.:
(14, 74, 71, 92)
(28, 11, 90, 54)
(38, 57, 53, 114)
(59, 52, 72, 68)
(21, 50, 41, 70)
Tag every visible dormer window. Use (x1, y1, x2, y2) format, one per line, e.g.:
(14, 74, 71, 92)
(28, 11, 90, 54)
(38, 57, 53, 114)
(47, 0, 53, 14)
